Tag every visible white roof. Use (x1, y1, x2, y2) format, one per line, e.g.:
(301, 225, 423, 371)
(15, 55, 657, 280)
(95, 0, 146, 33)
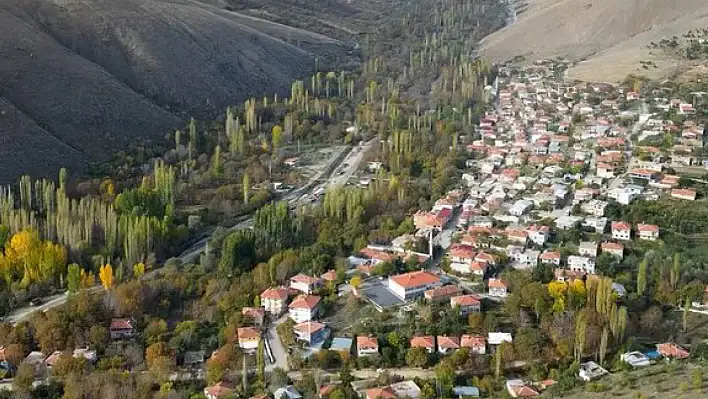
(488, 332, 513, 345)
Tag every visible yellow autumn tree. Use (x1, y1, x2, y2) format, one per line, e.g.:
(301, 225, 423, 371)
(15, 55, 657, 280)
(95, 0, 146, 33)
(133, 263, 145, 278)
(99, 264, 113, 290)
(3, 230, 66, 287)
(80, 270, 95, 289)
(547, 280, 568, 312)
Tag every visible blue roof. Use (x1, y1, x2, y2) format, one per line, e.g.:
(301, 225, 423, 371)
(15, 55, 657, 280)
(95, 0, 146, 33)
(643, 350, 661, 359)
(453, 386, 480, 397)
(330, 337, 353, 351)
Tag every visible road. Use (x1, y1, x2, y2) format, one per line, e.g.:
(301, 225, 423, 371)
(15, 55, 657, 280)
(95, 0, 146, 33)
(266, 314, 290, 371)
(5, 138, 375, 326)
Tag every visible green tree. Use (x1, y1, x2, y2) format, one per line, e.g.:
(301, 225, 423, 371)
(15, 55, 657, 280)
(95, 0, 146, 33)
(243, 173, 250, 205)
(434, 362, 455, 395)
(405, 347, 429, 368)
(67, 263, 81, 294)
(637, 259, 648, 296)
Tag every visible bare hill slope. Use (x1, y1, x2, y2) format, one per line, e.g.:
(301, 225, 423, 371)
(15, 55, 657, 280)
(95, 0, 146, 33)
(0, 0, 353, 182)
(479, 0, 708, 82)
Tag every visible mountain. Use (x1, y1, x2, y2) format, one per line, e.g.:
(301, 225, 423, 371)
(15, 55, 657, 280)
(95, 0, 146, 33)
(0, 0, 360, 182)
(479, 0, 708, 82)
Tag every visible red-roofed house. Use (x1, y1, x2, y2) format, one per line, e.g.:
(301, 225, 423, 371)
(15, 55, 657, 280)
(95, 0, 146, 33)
(110, 318, 136, 340)
(601, 242, 624, 258)
(357, 336, 379, 356)
(294, 321, 327, 344)
(611, 222, 631, 241)
(506, 380, 539, 398)
(450, 295, 481, 315)
(475, 252, 497, 265)
(657, 343, 689, 359)
(388, 270, 442, 301)
(242, 307, 266, 325)
(410, 336, 435, 353)
(488, 278, 507, 298)
(290, 273, 323, 294)
(237, 327, 261, 351)
(364, 387, 396, 399)
(424, 285, 463, 302)
(671, 188, 697, 201)
(261, 286, 290, 315)
(526, 225, 550, 246)
(449, 244, 476, 264)
(437, 336, 460, 355)
(288, 295, 321, 323)
(637, 224, 659, 241)
(540, 251, 561, 266)
(461, 335, 486, 355)
(321, 270, 338, 283)
(506, 229, 528, 244)
(205, 382, 235, 399)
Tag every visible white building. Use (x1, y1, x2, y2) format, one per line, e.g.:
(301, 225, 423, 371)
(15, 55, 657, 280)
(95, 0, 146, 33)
(581, 199, 608, 217)
(578, 241, 598, 258)
(611, 222, 632, 241)
(509, 200, 534, 216)
(261, 287, 290, 315)
(620, 351, 650, 367)
(288, 295, 321, 323)
(579, 361, 608, 381)
(567, 256, 596, 274)
(388, 270, 442, 301)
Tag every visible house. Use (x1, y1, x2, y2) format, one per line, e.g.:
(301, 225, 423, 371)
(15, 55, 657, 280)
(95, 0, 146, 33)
(581, 199, 608, 217)
(449, 244, 477, 264)
(620, 351, 650, 367)
(611, 221, 632, 241)
(657, 343, 690, 359)
(488, 332, 513, 346)
(539, 251, 561, 266)
(73, 348, 97, 364)
(294, 321, 328, 345)
(437, 336, 460, 355)
(364, 387, 396, 399)
(452, 386, 480, 398)
(516, 250, 540, 269)
(555, 216, 582, 230)
(261, 286, 290, 315)
(275, 386, 303, 399)
(357, 336, 379, 356)
(578, 241, 598, 258)
(290, 274, 323, 294)
(388, 270, 442, 301)
(410, 336, 435, 353)
(671, 188, 697, 201)
(487, 278, 508, 298)
(584, 216, 608, 233)
(509, 200, 533, 216)
(505, 380, 539, 398)
(23, 351, 47, 376)
(204, 382, 235, 399)
(526, 225, 549, 246)
(451, 295, 481, 315)
(242, 307, 266, 325)
(601, 242, 624, 258)
(390, 381, 422, 399)
(424, 285, 463, 302)
(110, 318, 137, 340)
(567, 256, 595, 274)
(288, 294, 321, 323)
(637, 224, 659, 241)
(45, 350, 63, 368)
(237, 327, 261, 351)
(461, 335, 486, 355)
(578, 361, 608, 381)
(319, 385, 337, 398)
(554, 268, 586, 282)
(183, 350, 206, 368)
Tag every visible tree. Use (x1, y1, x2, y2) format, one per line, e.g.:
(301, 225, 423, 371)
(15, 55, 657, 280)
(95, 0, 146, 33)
(257, 339, 265, 385)
(133, 263, 145, 278)
(599, 327, 609, 365)
(145, 319, 169, 346)
(405, 347, 429, 368)
(13, 362, 35, 395)
(99, 263, 113, 290)
(434, 362, 455, 395)
(67, 263, 81, 294)
(350, 275, 362, 289)
(671, 253, 681, 290)
(272, 125, 284, 148)
(637, 259, 648, 296)
(243, 173, 250, 205)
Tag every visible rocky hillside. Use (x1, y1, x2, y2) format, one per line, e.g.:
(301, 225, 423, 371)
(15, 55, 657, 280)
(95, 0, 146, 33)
(0, 0, 365, 182)
(479, 0, 708, 82)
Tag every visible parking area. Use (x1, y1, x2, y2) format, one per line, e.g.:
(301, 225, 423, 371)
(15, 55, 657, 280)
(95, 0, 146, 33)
(359, 278, 405, 311)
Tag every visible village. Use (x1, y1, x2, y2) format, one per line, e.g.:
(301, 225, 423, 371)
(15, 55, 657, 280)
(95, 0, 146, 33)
(198, 62, 708, 398)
